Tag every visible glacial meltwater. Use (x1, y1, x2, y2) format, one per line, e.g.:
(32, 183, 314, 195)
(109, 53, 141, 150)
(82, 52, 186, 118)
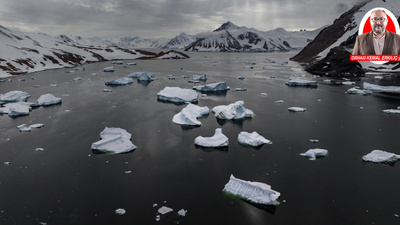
(1, 51, 400, 225)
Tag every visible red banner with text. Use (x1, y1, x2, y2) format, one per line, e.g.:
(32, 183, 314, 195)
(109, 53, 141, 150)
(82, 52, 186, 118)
(350, 55, 400, 61)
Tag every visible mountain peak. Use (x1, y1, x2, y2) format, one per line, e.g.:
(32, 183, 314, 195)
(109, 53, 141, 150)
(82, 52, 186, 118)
(214, 21, 240, 32)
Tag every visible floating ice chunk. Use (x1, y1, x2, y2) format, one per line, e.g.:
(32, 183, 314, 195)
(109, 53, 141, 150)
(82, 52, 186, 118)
(112, 61, 123, 65)
(127, 72, 154, 78)
(275, 100, 284, 103)
(362, 150, 400, 163)
(172, 103, 209, 126)
(364, 82, 400, 94)
(194, 128, 229, 147)
(243, 65, 253, 69)
(383, 109, 400, 114)
(115, 208, 126, 215)
(260, 93, 268, 96)
(105, 77, 133, 86)
(103, 66, 114, 72)
(157, 87, 198, 103)
(19, 126, 32, 132)
(103, 89, 113, 92)
(342, 81, 356, 85)
(288, 107, 306, 112)
(50, 84, 58, 87)
(237, 76, 245, 80)
(35, 148, 44, 151)
(223, 174, 280, 205)
(91, 127, 137, 154)
(126, 62, 137, 65)
(235, 88, 247, 91)
(285, 77, 317, 87)
(158, 206, 173, 215)
(30, 123, 44, 128)
(177, 209, 187, 216)
(0, 91, 30, 103)
(238, 131, 272, 146)
(346, 87, 372, 95)
(300, 148, 328, 160)
(212, 101, 254, 120)
(37, 94, 62, 106)
(193, 81, 230, 92)
(0, 102, 31, 117)
(193, 74, 207, 81)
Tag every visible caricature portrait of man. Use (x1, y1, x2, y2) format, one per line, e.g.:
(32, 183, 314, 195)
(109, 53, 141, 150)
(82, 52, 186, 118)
(352, 9, 400, 55)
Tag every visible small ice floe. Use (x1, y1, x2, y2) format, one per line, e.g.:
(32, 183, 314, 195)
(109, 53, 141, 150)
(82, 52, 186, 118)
(103, 89, 113, 92)
(309, 139, 319, 143)
(383, 108, 400, 114)
(0, 90, 30, 103)
(193, 81, 230, 92)
(194, 128, 229, 148)
(238, 131, 272, 146)
(342, 81, 356, 85)
(37, 94, 62, 106)
(105, 77, 134, 86)
(235, 88, 247, 91)
(243, 65, 253, 69)
(103, 66, 114, 72)
(115, 208, 126, 215)
(35, 148, 44, 151)
(288, 107, 306, 112)
(4, 162, 10, 165)
(50, 84, 58, 87)
(193, 74, 207, 81)
(374, 75, 384, 80)
(177, 209, 187, 216)
(237, 76, 245, 80)
(17, 123, 44, 132)
(157, 87, 198, 103)
(212, 101, 254, 120)
(166, 75, 176, 80)
(66, 70, 74, 74)
(126, 62, 137, 65)
(285, 77, 317, 87)
(91, 127, 137, 154)
(223, 174, 280, 205)
(172, 103, 209, 126)
(75, 67, 85, 71)
(188, 80, 200, 84)
(260, 93, 268, 96)
(362, 150, 400, 163)
(73, 77, 83, 81)
(158, 206, 173, 215)
(346, 87, 372, 95)
(0, 102, 31, 117)
(300, 148, 328, 160)
(112, 61, 123, 65)
(363, 82, 400, 94)
(128, 72, 156, 82)
(275, 100, 284, 103)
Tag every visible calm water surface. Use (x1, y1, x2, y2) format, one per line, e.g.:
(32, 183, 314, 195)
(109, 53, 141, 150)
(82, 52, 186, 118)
(0, 51, 400, 225)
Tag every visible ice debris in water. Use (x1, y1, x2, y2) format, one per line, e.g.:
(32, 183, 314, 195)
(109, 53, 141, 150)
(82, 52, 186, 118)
(17, 123, 44, 132)
(0, 102, 31, 117)
(363, 82, 400, 94)
(37, 94, 62, 106)
(212, 101, 254, 120)
(158, 206, 173, 215)
(288, 107, 306, 112)
(194, 128, 229, 148)
(91, 127, 137, 154)
(300, 148, 328, 160)
(127, 72, 156, 82)
(177, 209, 187, 216)
(383, 107, 400, 114)
(193, 81, 230, 92)
(115, 208, 126, 215)
(346, 87, 372, 95)
(192, 74, 207, 81)
(0, 90, 30, 103)
(238, 131, 272, 146)
(362, 150, 400, 163)
(223, 174, 280, 205)
(157, 87, 198, 103)
(172, 103, 209, 126)
(105, 77, 133, 86)
(285, 75, 317, 87)
(103, 66, 114, 72)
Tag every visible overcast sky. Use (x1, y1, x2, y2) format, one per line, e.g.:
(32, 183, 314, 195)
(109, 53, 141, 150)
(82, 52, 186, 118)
(0, 0, 363, 39)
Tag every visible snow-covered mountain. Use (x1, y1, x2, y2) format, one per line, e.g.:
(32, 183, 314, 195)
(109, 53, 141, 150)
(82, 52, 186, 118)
(0, 26, 188, 77)
(184, 21, 323, 52)
(161, 32, 197, 49)
(292, 0, 400, 74)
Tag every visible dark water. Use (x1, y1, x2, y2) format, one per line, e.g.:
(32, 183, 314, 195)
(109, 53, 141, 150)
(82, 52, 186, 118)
(1, 51, 400, 225)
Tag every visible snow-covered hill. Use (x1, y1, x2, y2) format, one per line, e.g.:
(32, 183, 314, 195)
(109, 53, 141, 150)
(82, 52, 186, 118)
(161, 32, 197, 49)
(292, 0, 400, 73)
(0, 26, 188, 77)
(184, 21, 323, 52)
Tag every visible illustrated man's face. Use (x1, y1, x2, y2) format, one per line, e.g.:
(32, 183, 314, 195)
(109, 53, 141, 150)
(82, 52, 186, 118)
(370, 10, 388, 34)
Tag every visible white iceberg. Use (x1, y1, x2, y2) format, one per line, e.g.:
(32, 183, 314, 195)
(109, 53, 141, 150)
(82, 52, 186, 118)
(91, 127, 137, 154)
(103, 66, 114, 72)
(37, 94, 62, 106)
(223, 175, 280, 205)
(300, 148, 328, 160)
(105, 77, 133, 85)
(346, 87, 372, 95)
(285, 77, 317, 87)
(0, 90, 30, 103)
(127, 72, 156, 82)
(238, 131, 272, 146)
(364, 82, 400, 94)
(158, 206, 173, 215)
(362, 150, 400, 163)
(383, 109, 400, 114)
(157, 87, 198, 103)
(288, 107, 306, 112)
(0, 102, 31, 117)
(193, 74, 207, 81)
(194, 128, 229, 148)
(212, 101, 254, 120)
(115, 208, 126, 215)
(172, 103, 209, 126)
(193, 81, 230, 92)
(177, 209, 187, 216)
